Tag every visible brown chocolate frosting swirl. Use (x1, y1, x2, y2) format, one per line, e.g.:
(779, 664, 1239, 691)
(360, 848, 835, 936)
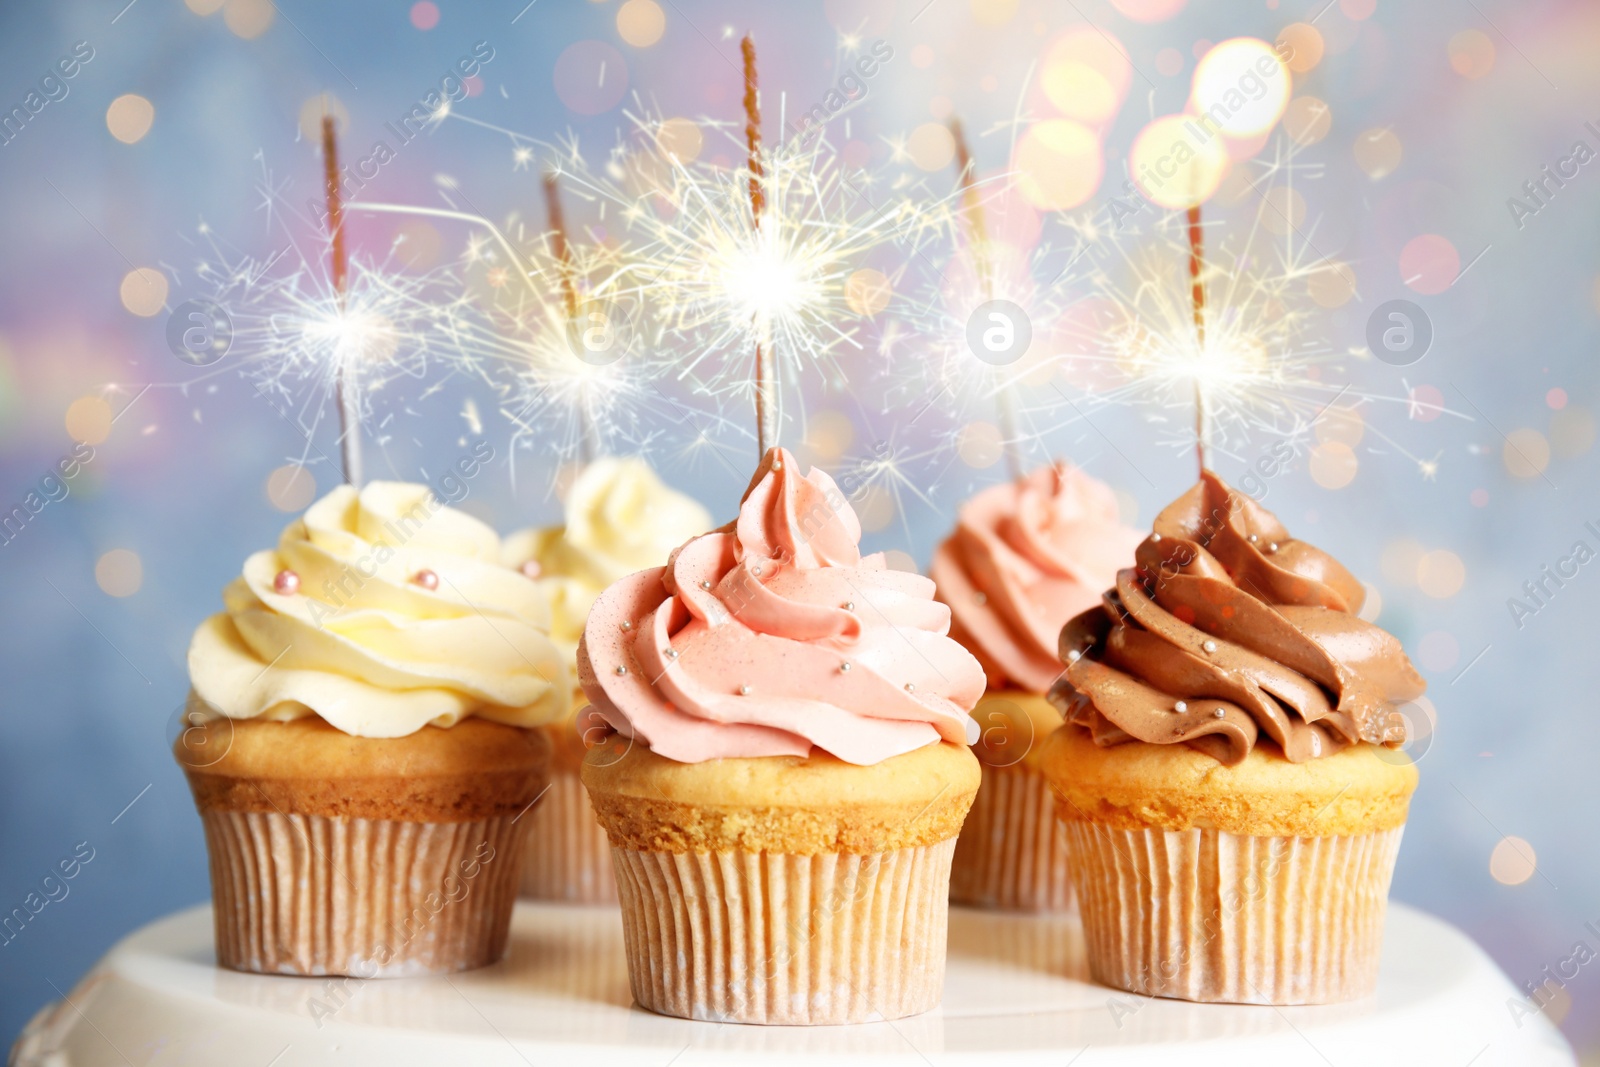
(1048, 472, 1426, 766)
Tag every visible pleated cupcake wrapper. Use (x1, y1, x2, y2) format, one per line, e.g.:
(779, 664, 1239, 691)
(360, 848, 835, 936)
(201, 810, 525, 977)
(1061, 822, 1404, 1005)
(610, 838, 958, 1025)
(950, 761, 1075, 913)
(519, 769, 618, 903)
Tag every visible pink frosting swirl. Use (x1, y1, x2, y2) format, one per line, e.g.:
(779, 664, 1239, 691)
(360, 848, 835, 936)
(931, 463, 1143, 692)
(577, 448, 985, 765)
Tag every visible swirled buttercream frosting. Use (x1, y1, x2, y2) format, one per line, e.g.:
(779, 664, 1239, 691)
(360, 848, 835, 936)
(577, 448, 985, 765)
(1048, 471, 1425, 765)
(931, 462, 1142, 692)
(188, 481, 571, 737)
(503, 456, 713, 663)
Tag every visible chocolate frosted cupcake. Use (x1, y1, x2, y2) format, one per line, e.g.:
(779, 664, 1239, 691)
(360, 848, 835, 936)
(503, 457, 710, 903)
(1042, 471, 1426, 1004)
(178, 481, 571, 976)
(930, 462, 1140, 912)
(579, 448, 985, 1025)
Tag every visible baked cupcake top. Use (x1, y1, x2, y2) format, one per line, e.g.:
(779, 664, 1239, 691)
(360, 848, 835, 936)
(930, 462, 1142, 693)
(502, 456, 712, 663)
(1049, 471, 1426, 766)
(188, 481, 571, 737)
(578, 447, 985, 765)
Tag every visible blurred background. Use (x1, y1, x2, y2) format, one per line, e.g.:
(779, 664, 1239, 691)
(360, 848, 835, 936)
(2, 0, 1598, 1053)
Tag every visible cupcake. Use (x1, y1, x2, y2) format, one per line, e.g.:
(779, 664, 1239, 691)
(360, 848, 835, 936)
(1042, 471, 1426, 1004)
(930, 462, 1140, 912)
(177, 481, 571, 976)
(577, 448, 985, 1025)
(502, 456, 711, 903)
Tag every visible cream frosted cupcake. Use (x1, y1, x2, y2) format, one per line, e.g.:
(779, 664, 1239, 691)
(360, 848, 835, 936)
(930, 462, 1140, 912)
(578, 448, 985, 1025)
(1043, 471, 1426, 1004)
(502, 457, 710, 903)
(178, 481, 571, 976)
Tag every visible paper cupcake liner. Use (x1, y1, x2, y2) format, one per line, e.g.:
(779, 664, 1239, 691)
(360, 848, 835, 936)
(1061, 822, 1404, 1005)
(609, 838, 958, 1025)
(201, 810, 525, 976)
(950, 762, 1075, 913)
(519, 768, 618, 903)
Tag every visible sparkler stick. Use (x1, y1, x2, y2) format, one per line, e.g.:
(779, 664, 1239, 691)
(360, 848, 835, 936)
(542, 172, 603, 463)
(949, 117, 1023, 480)
(742, 34, 779, 456)
(321, 113, 364, 487)
(1186, 201, 1208, 474)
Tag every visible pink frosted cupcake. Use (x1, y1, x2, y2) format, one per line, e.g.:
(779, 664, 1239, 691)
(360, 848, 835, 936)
(578, 448, 985, 1024)
(930, 463, 1141, 912)
(503, 457, 710, 903)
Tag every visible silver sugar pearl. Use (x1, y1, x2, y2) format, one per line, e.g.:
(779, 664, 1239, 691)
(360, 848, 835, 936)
(1247, 533, 1260, 544)
(843, 601, 855, 611)
(904, 682, 916, 693)
(1174, 701, 1189, 713)
(1202, 640, 1217, 653)
(664, 648, 678, 659)
(614, 665, 628, 676)
(771, 460, 783, 470)
(1214, 708, 1225, 718)
(840, 661, 852, 672)
(1149, 533, 1162, 543)
(739, 684, 751, 695)
(1066, 649, 1082, 662)
(621, 620, 632, 630)
(700, 580, 713, 590)
(1266, 542, 1279, 554)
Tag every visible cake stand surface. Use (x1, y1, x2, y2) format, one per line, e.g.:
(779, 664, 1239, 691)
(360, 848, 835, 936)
(13, 901, 1572, 1066)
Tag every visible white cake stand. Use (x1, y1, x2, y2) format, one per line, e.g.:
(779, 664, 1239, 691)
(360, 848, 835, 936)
(13, 901, 1572, 1066)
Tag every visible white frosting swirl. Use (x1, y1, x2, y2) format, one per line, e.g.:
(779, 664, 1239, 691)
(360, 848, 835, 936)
(503, 457, 712, 661)
(188, 481, 571, 737)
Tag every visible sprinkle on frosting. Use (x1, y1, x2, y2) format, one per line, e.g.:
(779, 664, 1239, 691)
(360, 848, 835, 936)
(1048, 471, 1427, 765)
(188, 481, 571, 738)
(931, 462, 1143, 693)
(577, 448, 985, 765)
(503, 456, 712, 664)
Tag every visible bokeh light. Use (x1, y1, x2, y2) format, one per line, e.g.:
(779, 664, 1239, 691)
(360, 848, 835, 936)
(65, 396, 113, 445)
(1489, 836, 1537, 886)
(1307, 260, 1356, 308)
(616, 0, 665, 47)
(1041, 28, 1131, 125)
(1417, 549, 1466, 598)
(802, 409, 854, 462)
(1110, 0, 1187, 23)
(1409, 384, 1445, 422)
(1551, 406, 1596, 457)
(266, 464, 317, 512)
(1502, 427, 1551, 479)
(1354, 127, 1403, 178)
(845, 268, 892, 316)
(1340, 0, 1376, 20)
(958, 420, 1003, 467)
(1382, 539, 1425, 587)
(297, 93, 348, 140)
(106, 95, 155, 144)
(1189, 38, 1291, 139)
(95, 549, 143, 598)
(1309, 440, 1358, 488)
(1276, 23, 1324, 72)
(185, 0, 225, 14)
(1448, 29, 1495, 79)
(119, 268, 168, 317)
(1283, 95, 1331, 145)
(1155, 47, 1184, 76)
(223, 0, 274, 39)
(908, 122, 955, 171)
(970, 0, 1019, 27)
(1399, 234, 1459, 295)
(409, 2, 439, 30)
(854, 484, 894, 532)
(1314, 405, 1364, 447)
(1129, 114, 1227, 209)
(1015, 120, 1101, 210)
(655, 117, 701, 162)
(1257, 185, 1306, 235)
